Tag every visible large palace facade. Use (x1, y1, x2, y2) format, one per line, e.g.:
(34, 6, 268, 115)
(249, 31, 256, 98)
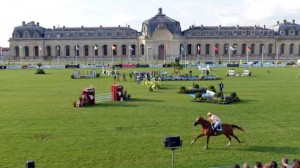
(9, 8, 300, 63)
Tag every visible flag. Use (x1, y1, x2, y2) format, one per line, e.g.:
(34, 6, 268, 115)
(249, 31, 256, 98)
(247, 46, 251, 53)
(181, 45, 184, 52)
(76, 45, 79, 50)
(19, 46, 22, 49)
(129, 46, 133, 51)
(112, 45, 116, 50)
(94, 45, 98, 50)
(57, 46, 60, 50)
(39, 46, 43, 51)
(197, 45, 200, 51)
(229, 46, 236, 51)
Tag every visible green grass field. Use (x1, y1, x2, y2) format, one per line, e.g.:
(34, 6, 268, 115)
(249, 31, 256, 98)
(0, 67, 299, 168)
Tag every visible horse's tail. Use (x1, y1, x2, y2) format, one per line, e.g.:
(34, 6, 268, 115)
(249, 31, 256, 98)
(231, 124, 245, 132)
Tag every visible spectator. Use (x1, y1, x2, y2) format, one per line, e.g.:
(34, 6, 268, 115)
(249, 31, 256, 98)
(293, 159, 300, 168)
(271, 161, 278, 168)
(129, 72, 133, 81)
(219, 81, 224, 92)
(282, 156, 292, 168)
(254, 161, 263, 168)
(243, 162, 250, 168)
(122, 73, 126, 81)
(232, 164, 240, 168)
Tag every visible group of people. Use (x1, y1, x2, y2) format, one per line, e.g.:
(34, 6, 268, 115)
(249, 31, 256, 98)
(232, 156, 300, 168)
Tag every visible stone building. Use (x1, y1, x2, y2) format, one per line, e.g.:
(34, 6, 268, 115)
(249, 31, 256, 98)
(9, 8, 300, 63)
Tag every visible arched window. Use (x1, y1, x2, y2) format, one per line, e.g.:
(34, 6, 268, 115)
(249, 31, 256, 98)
(112, 44, 117, 56)
(298, 44, 300, 56)
(187, 44, 192, 55)
(179, 44, 184, 55)
(56, 45, 61, 57)
(131, 45, 136, 55)
(103, 45, 108, 56)
(15, 46, 20, 57)
(94, 45, 99, 56)
(251, 44, 255, 54)
(280, 44, 285, 54)
(224, 44, 228, 55)
(140, 44, 144, 55)
(46, 46, 51, 56)
(242, 44, 246, 55)
(122, 45, 126, 55)
(196, 44, 201, 55)
(268, 44, 273, 54)
(214, 44, 219, 55)
(289, 44, 294, 54)
(65, 45, 70, 56)
(84, 45, 89, 56)
(34, 46, 39, 57)
(205, 44, 210, 55)
(259, 44, 264, 55)
(232, 44, 238, 54)
(74, 45, 80, 56)
(24, 46, 29, 57)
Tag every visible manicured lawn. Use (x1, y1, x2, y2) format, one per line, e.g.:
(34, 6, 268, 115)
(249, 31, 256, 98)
(0, 67, 299, 168)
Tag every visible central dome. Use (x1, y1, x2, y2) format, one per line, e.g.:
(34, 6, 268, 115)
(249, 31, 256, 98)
(141, 8, 182, 36)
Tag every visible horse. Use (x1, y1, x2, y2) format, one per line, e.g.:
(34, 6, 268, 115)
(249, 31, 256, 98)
(191, 116, 244, 149)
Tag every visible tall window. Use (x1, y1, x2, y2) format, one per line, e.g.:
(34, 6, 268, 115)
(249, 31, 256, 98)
(205, 44, 210, 55)
(232, 44, 237, 54)
(84, 45, 89, 56)
(214, 44, 219, 55)
(140, 44, 144, 55)
(196, 44, 201, 55)
(65, 45, 70, 56)
(280, 44, 285, 54)
(56, 45, 60, 57)
(251, 44, 255, 54)
(179, 44, 184, 55)
(15, 46, 20, 57)
(94, 45, 99, 56)
(268, 44, 273, 55)
(46, 46, 52, 57)
(103, 45, 108, 56)
(122, 45, 126, 55)
(259, 44, 264, 55)
(289, 44, 294, 54)
(131, 45, 136, 55)
(242, 44, 246, 55)
(224, 44, 228, 55)
(112, 45, 117, 56)
(187, 44, 192, 55)
(25, 46, 29, 57)
(34, 46, 39, 57)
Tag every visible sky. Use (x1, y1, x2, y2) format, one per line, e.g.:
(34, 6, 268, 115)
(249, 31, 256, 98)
(1, 0, 300, 47)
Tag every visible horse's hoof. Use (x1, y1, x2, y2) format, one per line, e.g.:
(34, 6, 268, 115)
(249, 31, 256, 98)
(190, 140, 195, 144)
(203, 147, 208, 150)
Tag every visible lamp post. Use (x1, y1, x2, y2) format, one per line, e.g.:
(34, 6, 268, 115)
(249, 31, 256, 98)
(147, 46, 152, 64)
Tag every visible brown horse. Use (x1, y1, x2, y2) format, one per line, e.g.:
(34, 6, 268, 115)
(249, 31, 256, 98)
(191, 116, 244, 149)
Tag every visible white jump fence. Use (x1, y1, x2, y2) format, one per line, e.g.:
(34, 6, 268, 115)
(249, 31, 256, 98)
(95, 93, 113, 103)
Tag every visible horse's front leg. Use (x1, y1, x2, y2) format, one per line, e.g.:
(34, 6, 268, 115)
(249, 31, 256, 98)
(204, 136, 210, 149)
(191, 133, 204, 144)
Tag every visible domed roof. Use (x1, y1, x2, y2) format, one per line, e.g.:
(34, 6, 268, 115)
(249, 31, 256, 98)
(269, 20, 300, 35)
(12, 21, 46, 38)
(142, 8, 182, 36)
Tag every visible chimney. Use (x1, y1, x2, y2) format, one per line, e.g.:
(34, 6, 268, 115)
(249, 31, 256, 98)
(81, 25, 84, 28)
(237, 25, 239, 29)
(293, 20, 295, 24)
(277, 21, 279, 25)
(37, 22, 39, 26)
(63, 26, 65, 29)
(264, 25, 266, 29)
(22, 21, 25, 26)
(283, 19, 286, 23)
(100, 25, 102, 28)
(128, 25, 130, 28)
(219, 25, 221, 29)
(53, 26, 56, 29)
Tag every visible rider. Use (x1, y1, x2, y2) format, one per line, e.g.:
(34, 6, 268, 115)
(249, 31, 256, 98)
(207, 112, 221, 134)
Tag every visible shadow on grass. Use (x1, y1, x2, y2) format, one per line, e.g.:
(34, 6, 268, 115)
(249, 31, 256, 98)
(233, 99, 258, 104)
(91, 102, 138, 108)
(130, 97, 165, 102)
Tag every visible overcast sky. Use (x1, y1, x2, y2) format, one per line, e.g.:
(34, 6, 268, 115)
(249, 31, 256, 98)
(1, 0, 300, 47)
